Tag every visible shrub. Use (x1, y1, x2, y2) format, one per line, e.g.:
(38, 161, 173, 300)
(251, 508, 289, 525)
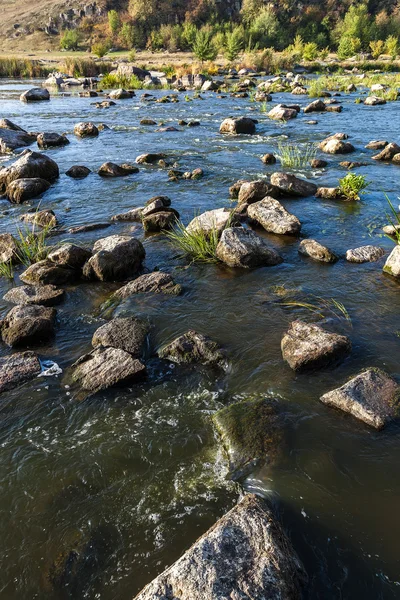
(248, 7, 281, 49)
(302, 42, 319, 61)
(15, 223, 52, 267)
(60, 29, 81, 51)
(101, 73, 143, 89)
(337, 36, 360, 59)
(128, 49, 136, 62)
(0, 58, 50, 78)
(182, 21, 197, 50)
(92, 40, 111, 58)
(192, 29, 218, 63)
(339, 173, 369, 200)
(370, 39, 385, 59)
(385, 35, 399, 59)
(224, 28, 244, 62)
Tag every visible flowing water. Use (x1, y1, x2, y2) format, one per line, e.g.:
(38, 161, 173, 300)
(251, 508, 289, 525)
(0, 78, 399, 599)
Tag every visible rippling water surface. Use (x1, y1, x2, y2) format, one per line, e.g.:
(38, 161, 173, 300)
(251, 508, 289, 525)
(0, 78, 399, 599)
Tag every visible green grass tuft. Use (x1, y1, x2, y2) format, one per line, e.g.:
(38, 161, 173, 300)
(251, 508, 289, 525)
(339, 173, 369, 201)
(165, 219, 223, 263)
(276, 141, 317, 168)
(0, 260, 14, 279)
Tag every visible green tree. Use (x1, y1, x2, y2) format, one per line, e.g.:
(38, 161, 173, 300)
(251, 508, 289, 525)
(182, 21, 197, 49)
(334, 3, 372, 49)
(224, 27, 244, 61)
(302, 42, 319, 61)
(369, 39, 385, 58)
(385, 35, 399, 58)
(108, 10, 121, 36)
(192, 29, 218, 63)
(337, 36, 361, 59)
(249, 7, 281, 48)
(60, 29, 81, 51)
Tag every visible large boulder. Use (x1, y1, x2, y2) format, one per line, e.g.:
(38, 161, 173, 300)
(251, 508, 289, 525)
(142, 209, 179, 232)
(47, 244, 92, 269)
(72, 347, 146, 394)
(219, 117, 256, 135)
(73, 122, 99, 137)
(98, 162, 138, 177)
(213, 397, 282, 480)
(345, 245, 385, 263)
(92, 317, 149, 357)
(37, 132, 69, 149)
(3, 284, 64, 306)
(83, 235, 145, 281)
(248, 198, 301, 235)
(303, 99, 326, 113)
(237, 180, 280, 206)
(108, 88, 133, 100)
(0, 351, 41, 393)
(134, 494, 307, 600)
(270, 173, 317, 197)
(20, 260, 77, 286)
(364, 96, 386, 106)
(383, 245, 400, 278)
(372, 142, 400, 161)
(5, 177, 51, 203)
(65, 165, 91, 179)
(319, 137, 355, 154)
(158, 329, 225, 366)
(268, 104, 298, 120)
(0, 233, 18, 263)
(115, 63, 150, 81)
(281, 320, 351, 371)
(320, 368, 399, 429)
(20, 88, 50, 102)
(0, 120, 36, 153)
(114, 272, 182, 298)
(186, 208, 233, 236)
(216, 227, 283, 268)
(298, 239, 338, 263)
(0, 150, 59, 192)
(0, 304, 56, 347)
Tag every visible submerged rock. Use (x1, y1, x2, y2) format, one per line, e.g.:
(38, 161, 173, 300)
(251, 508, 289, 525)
(37, 132, 69, 149)
(219, 117, 256, 134)
(114, 272, 182, 298)
(0, 150, 59, 191)
(383, 245, 400, 278)
(281, 320, 351, 371)
(134, 494, 307, 600)
(3, 285, 64, 306)
(0, 351, 41, 393)
(83, 235, 145, 281)
(65, 165, 91, 179)
(298, 239, 338, 263)
(248, 197, 301, 235)
(72, 347, 146, 393)
(5, 177, 51, 203)
(136, 153, 166, 164)
(270, 172, 317, 197)
(74, 122, 99, 137)
(0, 304, 56, 347)
(216, 227, 283, 268)
(320, 369, 399, 429)
(20, 88, 50, 102)
(213, 397, 282, 480)
(158, 329, 225, 366)
(346, 245, 385, 263)
(92, 317, 149, 357)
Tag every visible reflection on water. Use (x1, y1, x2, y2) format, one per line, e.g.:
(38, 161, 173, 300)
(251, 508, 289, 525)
(0, 78, 399, 599)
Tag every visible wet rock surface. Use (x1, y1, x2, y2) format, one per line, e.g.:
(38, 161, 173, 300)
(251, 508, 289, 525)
(134, 494, 307, 600)
(219, 117, 256, 134)
(0, 304, 56, 347)
(216, 227, 283, 268)
(3, 284, 64, 306)
(158, 329, 225, 366)
(248, 197, 301, 235)
(0, 233, 18, 263)
(320, 368, 399, 429)
(0, 150, 59, 191)
(48, 244, 92, 269)
(92, 317, 149, 357)
(20, 88, 50, 102)
(299, 239, 338, 263)
(5, 177, 51, 203)
(83, 235, 145, 281)
(346, 245, 385, 263)
(383, 245, 400, 278)
(270, 172, 317, 197)
(0, 351, 41, 393)
(73, 122, 99, 137)
(20, 260, 77, 286)
(65, 165, 91, 178)
(114, 271, 182, 298)
(281, 320, 351, 371)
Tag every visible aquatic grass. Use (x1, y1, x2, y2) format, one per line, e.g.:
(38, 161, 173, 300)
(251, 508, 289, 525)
(0, 260, 14, 279)
(14, 223, 52, 267)
(279, 295, 351, 323)
(0, 57, 51, 78)
(165, 220, 222, 264)
(100, 73, 144, 89)
(60, 57, 112, 78)
(385, 194, 400, 245)
(339, 173, 370, 201)
(259, 101, 270, 113)
(276, 141, 317, 169)
(374, 87, 399, 101)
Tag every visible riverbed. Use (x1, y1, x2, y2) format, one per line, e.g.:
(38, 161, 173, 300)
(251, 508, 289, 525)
(0, 77, 399, 599)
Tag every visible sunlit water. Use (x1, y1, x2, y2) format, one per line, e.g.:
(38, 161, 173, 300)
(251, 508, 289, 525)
(0, 78, 399, 599)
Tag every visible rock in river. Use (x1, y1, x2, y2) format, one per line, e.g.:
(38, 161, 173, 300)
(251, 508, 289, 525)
(270, 172, 317, 197)
(268, 104, 298, 120)
(281, 320, 351, 371)
(73, 122, 99, 137)
(136, 153, 166, 164)
(298, 239, 338, 263)
(0, 120, 36, 153)
(20, 260, 77, 286)
(248, 197, 301, 235)
(346, 245, 385, 263)
(320, 368, 399, 429)
(142, 209, 179, 232)
(47, 244, 92, 270)
(216, 227, 283, 268)
(21, 209, 57, 228)
(92, 317, 149, 357)
(213, 397, 282, 480)
(319, 137, 355, 154)
(37, 132, 69, 149)
(0, 304, 56, 347)
(3, 285, 64, 306)
(0, 233, 18, 263)
(237, 180, 280, 206)
(20, 88, 50, 102)
(98, 162, 138, 177)
(0, 150, 59, 191)
(383, 245, 400, 278)
(0, 351, 41, 393)
(158, 329, 225, 366)
(5, 177, 51, 203)
(133, 494, 307, 600)
(186, 208, 233, 236)
(219, 117, 256, 134)
(83, 235, 145, 281)
(72, 347, 146, 394)
(114, 272, 182, 298)
(65, 165, 91, 179)
(372, 142, 400, 161)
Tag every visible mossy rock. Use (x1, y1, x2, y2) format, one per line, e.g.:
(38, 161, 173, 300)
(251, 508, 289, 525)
(212, 397, 283, 480)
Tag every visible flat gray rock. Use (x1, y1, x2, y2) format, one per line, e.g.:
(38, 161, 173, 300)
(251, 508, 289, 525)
(346, 245, 385, 263)
(92, 317, 149, 357)
(320, 368, 399, 429)
(270, 172, 317, 197)
(0, 351, 41, 393)
(248, 197, 301, 235)
(3, 285, 64, 306)
(158, 329, 225, 366)
(114, 272, 181, 298)
(281, 320, 351, 371)
(299, 239, 338, 263)
(216, 227, 283, 268)
(134, 494, 307, 600)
